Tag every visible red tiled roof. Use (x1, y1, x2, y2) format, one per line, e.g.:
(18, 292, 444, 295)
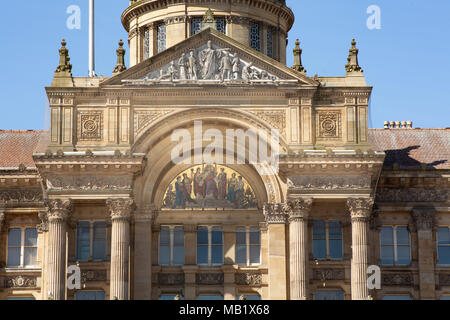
(368, 128, 450, 169)
(0, 129, 448, 169)
(0, 130, 49, 168)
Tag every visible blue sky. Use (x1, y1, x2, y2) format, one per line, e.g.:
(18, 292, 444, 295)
(0, 0, 449, 129)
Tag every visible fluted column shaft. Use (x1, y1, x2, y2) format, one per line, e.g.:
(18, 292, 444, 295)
(288, 198, 313, 300)
(347, 198, 374, 300)
(46, 199, 73, 300)
(107, 198, 134, 300)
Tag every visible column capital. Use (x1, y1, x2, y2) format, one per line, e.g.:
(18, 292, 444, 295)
(263, 203, 290, 224)
(347, 197, 374, 222)
(45, 199, 73, 222)
(287, 198, 313, 222)
(106, 198, 135, 221)
(411, 207, 436, 231)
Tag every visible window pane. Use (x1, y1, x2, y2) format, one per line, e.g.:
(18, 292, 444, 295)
(329, 239, 343, 259)
(212, 228, 223, 245)
(314, 290, 345, 300)
(197, 227, 208, 245)
(396, 227, 410, 246)
(245, 294, 261, 300)
(7, 247, 21, 267)
(236, 245, 247, 265)
(159, 294, 184, 300)
(380, 227, 394, 245)
(8, 229, 21, 246)
(397, 246, 411, 265)
(250, 245, 260, 264)
(24, 247, 37, 266)
(25, 228, 37, 246)
(197, 295, 223, 300)
(250, 230, 260, 245)
(77, 222, 90, 260)
(93, 222, 106, 260)
(211, 245, 223, 264)
(438, 227, 450, 245)
(438, 246, 450, 265)
(216, 18, 226, 35)
(441, 296, 450, 300)
(174, 227, 184, 246)
(328, 221, 342, 239)
(197, 245, 208, 264)
(7, 297, 35, 300)
(76, 291, 105, 300)
(160, 246, 170, 265)
(381, 245, 395, 265)
(190, 18, 202, 36)
(173, 246, 184, 265)
(160, 227, 170, 245)
(236, 230, 246, 245)
(383, 295, 412, 300)
(313, 239, 326, 260)
(313, 221, 326, 239)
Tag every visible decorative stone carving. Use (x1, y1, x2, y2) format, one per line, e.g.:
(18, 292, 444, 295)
(288, 175, 371, 190)
(263, 203, 290, 224)
(106, 198, 134, 221)
(46, 175, 132, 192)
(411, 208, 436, 231)
(347, 198, 374, 221)
(134, 110, 174, 137)
(196, 273, 224, 285)
(78, 111, 103, 141)
(126, 40, 280, 84)
(0, 189, 43, 202)
(5, 276, 37, 288)
(317, 111, 341, 139)
(235, 273, 262, 286)
(45, 199, 73, 222)
(81, 270, 107, 282)
(249, 110, 286, 136)
(287, 198, 313, 221)
(313, 268, 345, 281)
(382, 273, 413, 286)
(37, 210, 49, 233)
(158, 273, 185, 286)
(376, 189, 448, 203)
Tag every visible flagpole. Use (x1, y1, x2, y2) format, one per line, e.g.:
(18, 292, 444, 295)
(89, 0, 96, 77)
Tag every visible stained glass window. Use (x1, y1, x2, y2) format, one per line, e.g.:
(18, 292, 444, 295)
(250, 21, 261, 52)
(267, 27, 274, 58)
(190, 18, 202, 36)
(157, 23, 166, 53)
(216, 18, 227, 34)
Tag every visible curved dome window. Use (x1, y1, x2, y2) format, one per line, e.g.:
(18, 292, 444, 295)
(162, 164, 257, 210)
(190, 17, 227, 36)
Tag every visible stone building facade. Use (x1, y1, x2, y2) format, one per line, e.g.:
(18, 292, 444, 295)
(0, 0, 449, 300)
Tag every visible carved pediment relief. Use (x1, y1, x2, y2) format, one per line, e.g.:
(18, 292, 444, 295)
(287, 175, 371, 191)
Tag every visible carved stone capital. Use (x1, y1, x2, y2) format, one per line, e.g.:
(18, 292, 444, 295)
(134, 205, 156, 223)
(106, 198, 134, 221)
(411, 207, 436, 231)
(346, 197, 374, 222)
(287, 198, 313, 222)
(37, 210, 49, 233)
(263, 203, 290, 224)
(45, 199, 73, 222)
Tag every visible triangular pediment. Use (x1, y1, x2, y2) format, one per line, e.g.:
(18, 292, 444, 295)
(101, 28, 318, 87)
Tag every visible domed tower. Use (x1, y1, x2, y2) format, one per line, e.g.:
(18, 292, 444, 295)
(123, 0, 294, 67)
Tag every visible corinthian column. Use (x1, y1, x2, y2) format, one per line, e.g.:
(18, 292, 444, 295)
(347, 198, 374, 300)
(45, 199, 73, 300)
(288, 198, 313, 300)
(107, 198, 134, 300)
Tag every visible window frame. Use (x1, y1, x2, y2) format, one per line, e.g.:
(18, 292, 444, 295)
(159, 225, 185, 266)
(437, 226, 450, 266)
(250, 21, 261, 52)
(312, 220, 343, 261)
(7, 227, 38, 268)
(236, 226, 261, 266)
(76, 220, 107, 262)
(157, 22, 166, 53)
(197, 226, 223, 266)
(380, 225, 411, 266)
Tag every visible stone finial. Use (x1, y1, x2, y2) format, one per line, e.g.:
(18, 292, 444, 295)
(202, 8, 216, 30)
(292, 39, 306, 74)
(113, 39, 127, 76)
(345, 39, 363, 74)
(52, 39, 74, 87)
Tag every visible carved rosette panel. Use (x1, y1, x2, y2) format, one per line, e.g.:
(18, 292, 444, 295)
(106, 198, 134, 221)
(46, 175, 132, 192)
(376, 189, 448, 203)
(288, 175, 371, 191)
(382, 273, 414, 286)
(196, 273, 224, 285)
(346, 198, 374, 222)
(411, 208, 436, 231)
(158, 273, 185, 286)
(45, 199, 73, 222)
(316, 111, 342, 140)
(0, 189, 43, 202)
(5, 276, 37, 288)
(134, 110, 174, 138)
(81, 270, 107, 282)
(78, 111, 103, 141)
(313, 268, 345, 281)
(263, 203, 290, 224)
(248, 110, 286, 137)
(235, 273, 262, 286)
(287, 198, 313, 221)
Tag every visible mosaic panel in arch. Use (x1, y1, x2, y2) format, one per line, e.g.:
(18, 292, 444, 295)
(162, 165, 257, 210)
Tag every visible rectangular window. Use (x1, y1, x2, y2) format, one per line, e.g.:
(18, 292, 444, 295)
(266, 27, 274, 58)
(7, 228, 38, 267)
(159, 226, 184, 266)
(313, 220, 343, 260)
(437, 227, 450, 265)
(382, 295, 412, 300)
(144, 27, 150, 59)
(236, 227, 261, 265)
(197, 226, 223, 265)
(75, 291, 106, 300)
(380, 226, 411, 266)
(216, 18, 226, 35)
(190, 18, 203, 36)
(314, 290, 345, 300)
(250, 21, 261, 51)
(77, 221, 107, 262)
(157, 23, 166, 53)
